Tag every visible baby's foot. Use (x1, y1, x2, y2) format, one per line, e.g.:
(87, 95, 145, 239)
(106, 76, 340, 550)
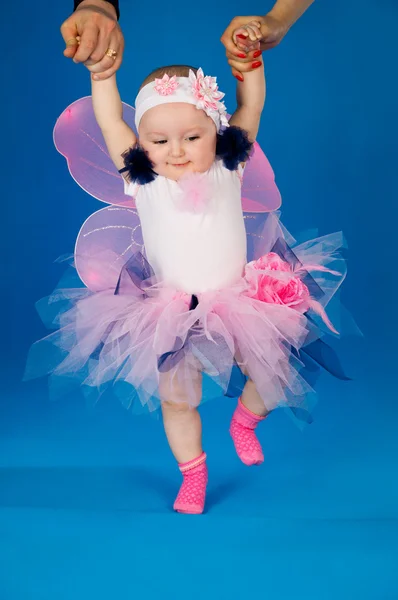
(230, 398, 265, 466)
(173, 452, 208, 514)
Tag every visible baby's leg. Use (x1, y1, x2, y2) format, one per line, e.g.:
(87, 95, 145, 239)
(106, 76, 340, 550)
(160, 361, 203, 463)
(241, 377, 271, 418)
(230, 359, 270, 466)
(159, 362, 207, 514)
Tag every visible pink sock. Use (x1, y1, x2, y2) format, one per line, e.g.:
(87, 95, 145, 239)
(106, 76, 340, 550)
(230, 398, 266, 466)
(173, 452, 208, 515)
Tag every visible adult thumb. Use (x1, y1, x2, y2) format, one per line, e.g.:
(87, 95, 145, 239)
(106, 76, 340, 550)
(61, 19, 79, 58)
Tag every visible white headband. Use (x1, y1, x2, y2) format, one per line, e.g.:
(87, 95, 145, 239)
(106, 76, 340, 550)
(135, 68, 229, 133)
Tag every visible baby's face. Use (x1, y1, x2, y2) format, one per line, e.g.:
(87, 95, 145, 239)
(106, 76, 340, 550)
(138, 103, 217, 180)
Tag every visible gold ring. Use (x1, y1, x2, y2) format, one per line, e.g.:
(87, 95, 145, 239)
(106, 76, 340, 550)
(105, 48, 117, 60)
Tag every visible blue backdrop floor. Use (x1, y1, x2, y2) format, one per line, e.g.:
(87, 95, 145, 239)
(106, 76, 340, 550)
(2, 0, 397, 596)
(1, 361, 397, 599)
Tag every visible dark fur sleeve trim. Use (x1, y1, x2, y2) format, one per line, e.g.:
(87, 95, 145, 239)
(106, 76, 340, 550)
(215, 126, 254, 171)
(119, 145, 157, 185)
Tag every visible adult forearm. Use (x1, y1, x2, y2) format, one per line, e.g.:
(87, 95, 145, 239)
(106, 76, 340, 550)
(267, 0, 314, 29)
(74, 0, 119, 19)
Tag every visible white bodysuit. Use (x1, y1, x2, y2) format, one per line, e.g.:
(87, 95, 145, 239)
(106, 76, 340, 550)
(124, 160, 247, 294)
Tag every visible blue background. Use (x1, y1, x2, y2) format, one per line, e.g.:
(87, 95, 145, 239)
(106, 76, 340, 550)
(1, 0, 397, 598)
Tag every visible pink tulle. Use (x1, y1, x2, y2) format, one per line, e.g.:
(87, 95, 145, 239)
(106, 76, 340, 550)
(174, 172, 214, 213)
(245, 252, 341, 332)
(25, 226, 346, 416)
(25, 274, 310, 413)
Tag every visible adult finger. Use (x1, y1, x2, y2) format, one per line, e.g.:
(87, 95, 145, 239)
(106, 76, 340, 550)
(228, 56, 262, 74)
(86, 31, 121, 73)
(228, 57, 244, 81)
(220, 17, 253, 55)
(73, 24, 100, 63)
(87, 52, 117, 73)
(225, 46, 251, 62)
(220, 17, 247, 52)
(226, 46, 261, 64)
(63, 37, 79, 58)
(60, 19, 79, 58)
(91, 39, 124, 79)
(86, 20, 119, 64)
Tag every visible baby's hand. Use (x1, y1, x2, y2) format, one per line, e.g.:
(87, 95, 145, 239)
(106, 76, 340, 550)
(233, 21, 262, 54)
(75, 36, 111, 74)
(226, 21, 262, 81)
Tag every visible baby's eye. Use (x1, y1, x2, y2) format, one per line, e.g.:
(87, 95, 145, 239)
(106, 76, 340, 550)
(153, 140, 167, 145)
(187, 136, 199, 142)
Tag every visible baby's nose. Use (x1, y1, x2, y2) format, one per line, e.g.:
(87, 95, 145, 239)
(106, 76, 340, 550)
(169, 141, 184, 157)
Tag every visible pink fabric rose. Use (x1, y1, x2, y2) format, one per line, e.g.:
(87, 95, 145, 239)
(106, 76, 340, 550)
(245, 252, 310, 311)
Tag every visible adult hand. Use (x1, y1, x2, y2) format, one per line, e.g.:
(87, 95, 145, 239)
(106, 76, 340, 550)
(61, 0, 124, 79)
(221, 14, 288, 79)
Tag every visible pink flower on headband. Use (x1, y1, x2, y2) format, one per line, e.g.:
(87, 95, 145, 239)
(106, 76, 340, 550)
(154, 74, 179, 96)
(189, 68, 229, 127)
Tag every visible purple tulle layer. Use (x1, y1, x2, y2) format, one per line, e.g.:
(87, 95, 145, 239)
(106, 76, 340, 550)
(25, 214, 349, 425)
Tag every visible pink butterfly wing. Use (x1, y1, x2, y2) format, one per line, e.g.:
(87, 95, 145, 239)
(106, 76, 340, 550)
(242, 141, 282, 213)
(53, 96, 138, 208)
(74, 205, 143, 291)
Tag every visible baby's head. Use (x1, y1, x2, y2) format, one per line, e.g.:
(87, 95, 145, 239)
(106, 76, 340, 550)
(135, 65, 228, 180)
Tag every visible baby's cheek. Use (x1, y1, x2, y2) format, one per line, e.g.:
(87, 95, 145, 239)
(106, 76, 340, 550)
(198, 142, 216, 169)
(146, 147, 161, 166)
(139, 141, 156, 163)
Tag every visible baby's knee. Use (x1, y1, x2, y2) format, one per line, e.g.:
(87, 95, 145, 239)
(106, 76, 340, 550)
(161, 398, 192, 413)
(159, 374, 196, 407)
(159, 366, 202, 408)
(159, 375, 189, 405)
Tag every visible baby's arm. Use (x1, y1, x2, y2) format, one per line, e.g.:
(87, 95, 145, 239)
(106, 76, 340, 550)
(91, 75, 136, 175)
(227, 21, 266, 142)
(229, 63, 265, 143)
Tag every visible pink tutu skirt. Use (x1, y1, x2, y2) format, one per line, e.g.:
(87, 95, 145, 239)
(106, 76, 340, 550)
(25, 214, 349, 425)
